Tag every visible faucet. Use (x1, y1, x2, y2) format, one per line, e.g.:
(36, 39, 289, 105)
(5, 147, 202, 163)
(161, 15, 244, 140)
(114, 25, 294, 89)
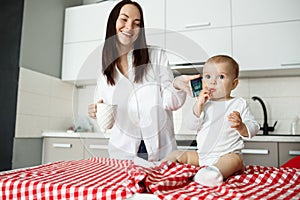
(251, 96, 277, 135)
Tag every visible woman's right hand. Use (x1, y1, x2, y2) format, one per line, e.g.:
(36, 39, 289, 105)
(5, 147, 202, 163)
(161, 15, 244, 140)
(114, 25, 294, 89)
(88, 99, 103, 119)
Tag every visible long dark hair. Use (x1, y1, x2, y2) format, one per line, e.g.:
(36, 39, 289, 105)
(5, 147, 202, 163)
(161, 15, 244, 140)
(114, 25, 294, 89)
(102, 0, 150, 85)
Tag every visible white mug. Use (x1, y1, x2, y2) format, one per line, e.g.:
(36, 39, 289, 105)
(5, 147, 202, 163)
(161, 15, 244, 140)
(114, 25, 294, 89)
(96, 103, 117, 134)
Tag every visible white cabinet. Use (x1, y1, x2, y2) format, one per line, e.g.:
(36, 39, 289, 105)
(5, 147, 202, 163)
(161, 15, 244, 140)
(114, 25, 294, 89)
(43, 137, 84, 164)
(233, 21, 300, 71)
(136, 0, 165, 34)
(166, 28, 232, 65)
(165, 0, 232, 66)
(166, 0, 231, 31)
(231, 0, 300, 71)
(62, 1, 115, 83)
(63, 1, 116, 43)
(232, 0, 300, 26)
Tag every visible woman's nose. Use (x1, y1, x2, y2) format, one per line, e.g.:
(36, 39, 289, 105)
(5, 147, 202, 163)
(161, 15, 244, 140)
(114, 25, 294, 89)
(125, 21, 134, 30)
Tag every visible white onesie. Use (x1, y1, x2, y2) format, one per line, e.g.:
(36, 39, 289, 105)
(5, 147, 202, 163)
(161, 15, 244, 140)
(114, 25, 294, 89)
(185, 97, 259, 166)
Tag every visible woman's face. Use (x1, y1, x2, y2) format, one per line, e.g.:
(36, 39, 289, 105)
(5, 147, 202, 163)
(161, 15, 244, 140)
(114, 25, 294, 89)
(115, 4, 141, 48)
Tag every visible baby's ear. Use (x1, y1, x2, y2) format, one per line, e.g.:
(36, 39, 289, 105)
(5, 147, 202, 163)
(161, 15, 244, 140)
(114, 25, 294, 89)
(232, 78, 239, 90)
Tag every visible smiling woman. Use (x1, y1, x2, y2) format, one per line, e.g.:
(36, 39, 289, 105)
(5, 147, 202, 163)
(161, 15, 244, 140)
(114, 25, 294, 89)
(87, 0, 200, 161)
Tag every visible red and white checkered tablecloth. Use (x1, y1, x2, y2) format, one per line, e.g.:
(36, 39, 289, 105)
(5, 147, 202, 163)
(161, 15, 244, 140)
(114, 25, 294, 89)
(0, 158, 141, 200)
(1, 157, 300, 200)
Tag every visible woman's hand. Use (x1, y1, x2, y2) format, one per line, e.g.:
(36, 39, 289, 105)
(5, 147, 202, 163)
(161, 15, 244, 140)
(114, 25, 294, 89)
(173, 74, 201, 97)
(88, 99, 103, 119)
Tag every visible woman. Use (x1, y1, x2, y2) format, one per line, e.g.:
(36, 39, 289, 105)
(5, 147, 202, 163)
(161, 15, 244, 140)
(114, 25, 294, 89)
(88, 0, 199, 161)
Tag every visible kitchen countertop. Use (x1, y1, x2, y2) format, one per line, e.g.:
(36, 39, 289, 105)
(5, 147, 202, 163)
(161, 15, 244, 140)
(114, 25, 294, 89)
(42, 131, 300, 142)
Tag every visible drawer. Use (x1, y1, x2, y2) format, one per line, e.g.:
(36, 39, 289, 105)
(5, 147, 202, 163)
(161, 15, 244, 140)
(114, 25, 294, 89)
(84, 138, 109, 159)
(43, 138, 84, 164)
(243, 142, 278, 167)
(278, 142, 300, 166)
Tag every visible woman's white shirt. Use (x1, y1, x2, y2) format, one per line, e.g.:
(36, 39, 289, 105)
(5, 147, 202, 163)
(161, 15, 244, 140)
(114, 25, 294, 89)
(95, 46, 186, 161)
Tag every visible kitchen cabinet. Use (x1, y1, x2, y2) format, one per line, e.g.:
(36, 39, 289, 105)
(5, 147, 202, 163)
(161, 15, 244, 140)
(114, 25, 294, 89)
(243, 141, 300, 167)
(278, 142, 300, 166)
(166, 28, 232, 66)
(232, 20, 300, 71)
(62, 1, 114, 83)
(63, 1, 116, 43)
(242, 141, 278, 167)
(232, 0, 300, 26)
(62, 41, 102, 84)
(165, 0, 231, 68)
(231, 0, 300, 71)
(166, 0, 231, 31)
(84, 138, 109, 159)
(43, 137, 84, 164)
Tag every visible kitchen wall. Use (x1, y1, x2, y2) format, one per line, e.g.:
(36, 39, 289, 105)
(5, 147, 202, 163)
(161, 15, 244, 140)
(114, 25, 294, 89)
(77, 76, 300, 136)
(13, 68, 76, 168)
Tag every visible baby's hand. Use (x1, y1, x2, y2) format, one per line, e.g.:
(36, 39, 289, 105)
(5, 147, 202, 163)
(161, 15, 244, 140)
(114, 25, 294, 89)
(228, 111, 248, 137)
(193, 88, 211, 117)
(228, 111, 242, 128)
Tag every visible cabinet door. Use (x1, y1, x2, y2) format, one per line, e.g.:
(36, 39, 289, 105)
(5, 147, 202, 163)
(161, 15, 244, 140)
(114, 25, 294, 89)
(166, 28, 232, 65)
(136, 0, 165, 34)
(43, 138, 84, 164)
(84, 138, 109, 159)
(166, 0, 231, 31)
(278, 142, 300, 166)
(232, 0, 300, 26)
(242, 141, 278, 167)
(233, 21, 300, 71)
(64, 1, 116, 43)
(62, 41, 102, 83)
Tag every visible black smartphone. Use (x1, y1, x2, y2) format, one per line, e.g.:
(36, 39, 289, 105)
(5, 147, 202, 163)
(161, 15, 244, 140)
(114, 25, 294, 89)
(190, 77, 202, 97)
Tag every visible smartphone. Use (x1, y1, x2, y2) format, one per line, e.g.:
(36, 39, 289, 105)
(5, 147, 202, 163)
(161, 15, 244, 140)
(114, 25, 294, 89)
(190, 77, 203, 97)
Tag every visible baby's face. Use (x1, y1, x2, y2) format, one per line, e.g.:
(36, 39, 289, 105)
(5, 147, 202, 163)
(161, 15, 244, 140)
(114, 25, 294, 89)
(202, 62, 237, 101)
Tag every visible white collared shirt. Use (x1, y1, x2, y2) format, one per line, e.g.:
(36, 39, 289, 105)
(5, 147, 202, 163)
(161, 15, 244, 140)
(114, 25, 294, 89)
(95, 46, 186, 161)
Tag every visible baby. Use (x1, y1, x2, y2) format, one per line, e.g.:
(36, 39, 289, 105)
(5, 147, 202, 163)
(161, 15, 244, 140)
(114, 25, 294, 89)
(163, 55, 260, 187)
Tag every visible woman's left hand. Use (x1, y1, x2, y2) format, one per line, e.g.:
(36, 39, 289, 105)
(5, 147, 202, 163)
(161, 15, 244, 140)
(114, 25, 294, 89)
(173, 74, 201, 97)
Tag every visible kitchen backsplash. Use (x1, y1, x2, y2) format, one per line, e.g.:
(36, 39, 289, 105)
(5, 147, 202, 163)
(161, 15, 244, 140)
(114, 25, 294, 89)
(16, 67, 300, 138)
(15, 68, 76, 137)
(77, 76, 300, 136)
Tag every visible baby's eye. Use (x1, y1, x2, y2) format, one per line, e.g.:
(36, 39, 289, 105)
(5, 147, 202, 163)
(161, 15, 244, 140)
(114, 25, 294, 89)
(204, 75, 211, 79)
(217, 75, 225, 79)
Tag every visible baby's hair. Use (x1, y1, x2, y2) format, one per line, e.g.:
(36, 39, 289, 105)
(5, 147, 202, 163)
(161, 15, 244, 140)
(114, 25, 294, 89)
(206, 55, 239, 78)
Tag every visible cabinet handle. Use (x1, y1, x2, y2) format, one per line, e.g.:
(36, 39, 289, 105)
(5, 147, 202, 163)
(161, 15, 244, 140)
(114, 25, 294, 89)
(89, 144, 108, 150)
(178, 146, 197, 150)
(289, 150, 300, 156)
(281, 62, 300, 67)
(53, 143, 72, 148)
(241, 149, 269, 155)
(185, 22, 211, 29)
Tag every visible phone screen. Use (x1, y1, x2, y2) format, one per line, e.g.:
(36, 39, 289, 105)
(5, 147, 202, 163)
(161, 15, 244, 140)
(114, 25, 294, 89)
(190, 77, 202, 97)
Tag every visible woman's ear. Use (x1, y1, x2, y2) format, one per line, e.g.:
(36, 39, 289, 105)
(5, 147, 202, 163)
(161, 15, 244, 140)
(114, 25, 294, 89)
(232, 78, 239, 90)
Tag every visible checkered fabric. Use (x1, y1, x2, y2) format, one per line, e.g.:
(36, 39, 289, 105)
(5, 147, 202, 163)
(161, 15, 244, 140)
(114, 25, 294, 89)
(1, 158, 299, 199)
